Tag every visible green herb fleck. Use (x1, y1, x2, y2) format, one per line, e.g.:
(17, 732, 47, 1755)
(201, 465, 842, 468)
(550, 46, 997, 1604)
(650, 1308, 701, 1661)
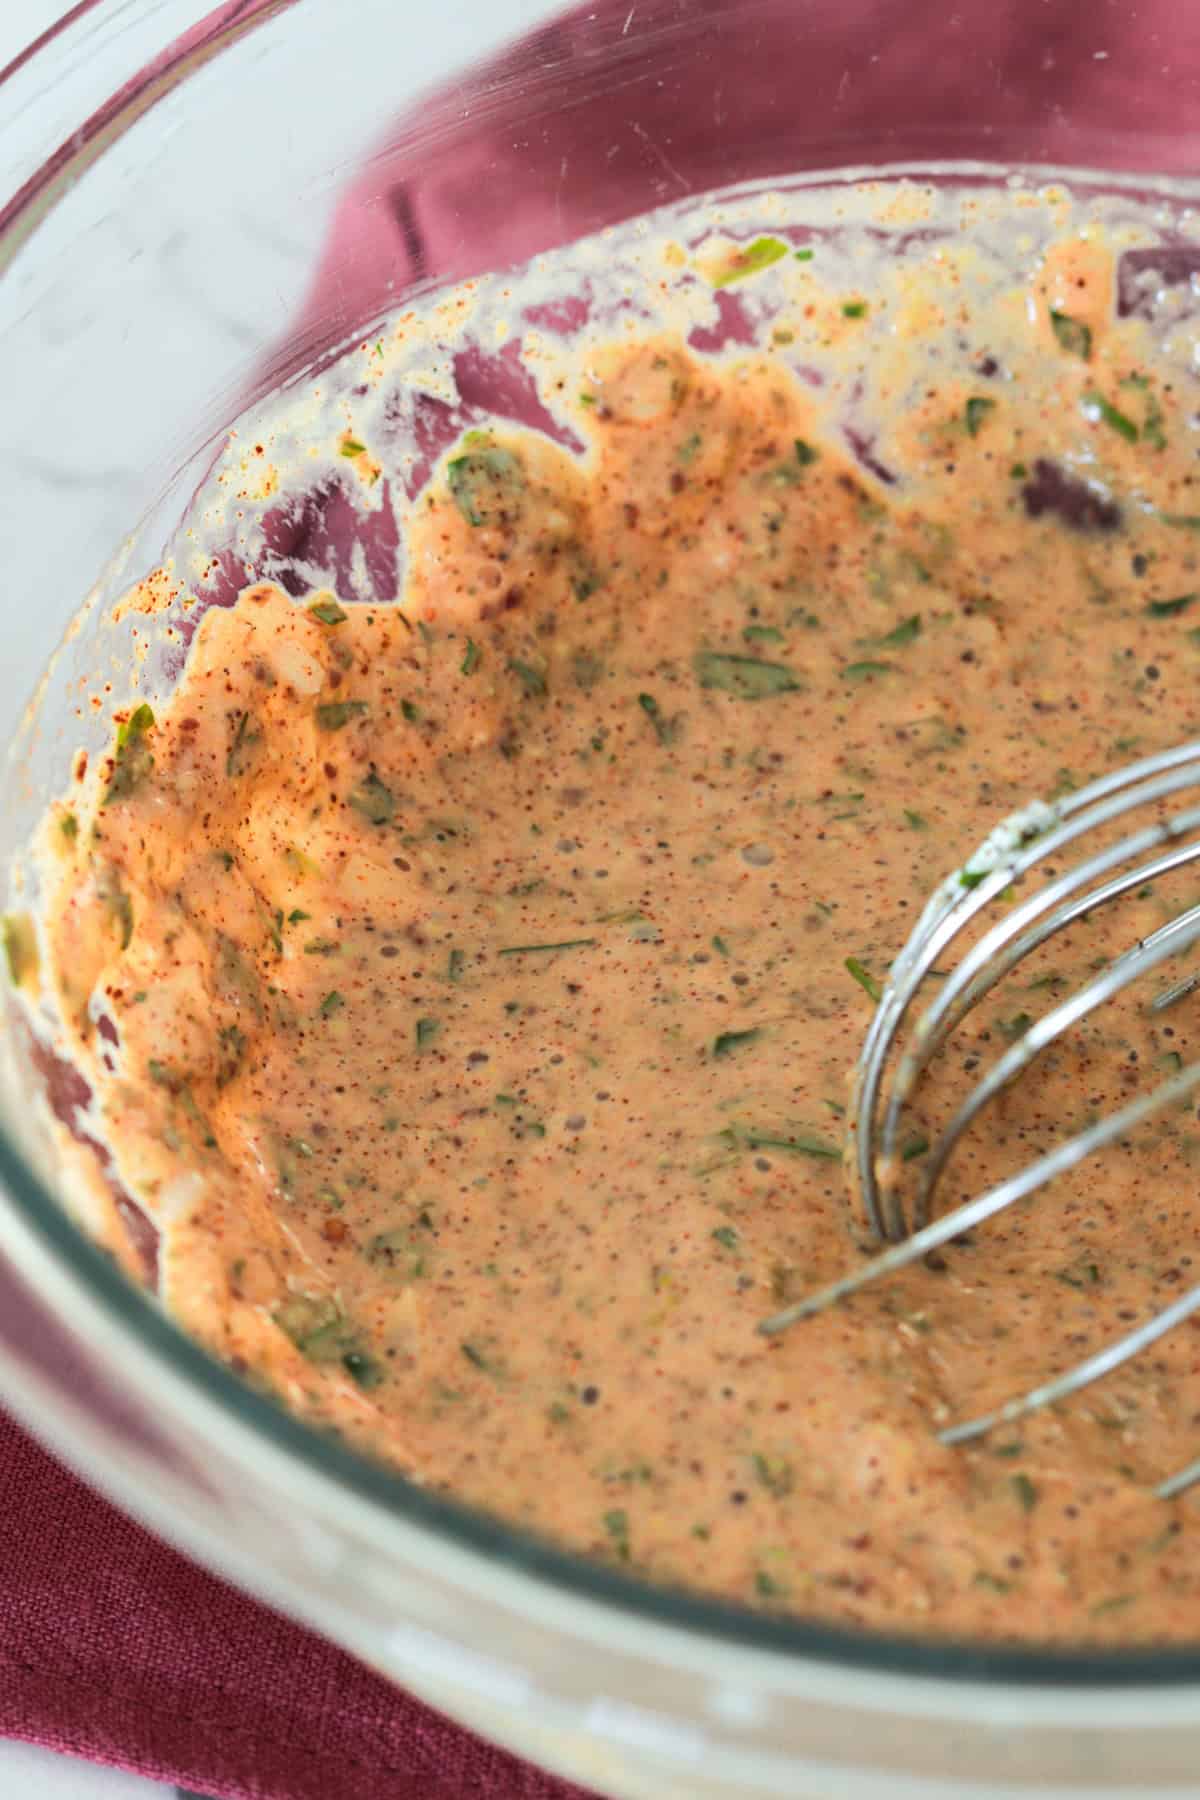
(447, 948, 465, 982)
(712, 935, 731, 957)
(340, 437, 366, 458)
(1011, 1472, 1039, 1513)
(106, 890, 134, 951)
(904, 808, 927, 830)
(965, 396, 996, 437)
(288, 909, 311, 925)
(845, 957, 882, 1003)
(105, 703, 155, 803)
(752, 1452, 793, 1497)
(59, 813, 78, 841)
(794, 437, 820, 466)
(461, 638, 481, 676)
(603, 1508, 631, 1560)
(498, 938, 596, 957)
(842, 300, 867, 318)
(446, 445, 523, 527)
(1010, 461, 1028, 479)
(341, 1349, 382, 1388)
(694, 650, 801, 699)
(1055, 1257, 1101, 1289)
(1049, 309, 1092, 360)
(1, 913, 37, 988)
(509, 658, 547, 699)
(316, 700, 368, 731)
(638, 692, 680, 746)
(304, 939, 341, 956)
(1083, 390, 1138, 443)
(416, 1016, 441, 1050)
(225, 708, 260, 779)
(274, 1294, 343, 1356)
(711, 1027, 761, 1059)
(284, 1297, 379, 1382)
(572, 650, 605, 693)
(711, 236, 789, 287)
(742, 624, 784, 644)
(902, 1133, 930, 1162)
(1147, 593, 1197, 617)
(711, 1225, 740, 1250)
(461, 1340, 500, 1376)
(737, 1126, 840, 1159)
(996, 1012, 1033, 1042)
(842, 660, 894, 681)
(864, 614, 921, 651)
(348, 771, 395, 826)
(1123, 372, 1166, 449)
(309, 598, 347, 625)
(319, 991, 344, 1018)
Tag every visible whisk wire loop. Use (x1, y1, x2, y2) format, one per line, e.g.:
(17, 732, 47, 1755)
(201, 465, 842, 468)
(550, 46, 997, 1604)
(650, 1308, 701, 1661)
(763, 741, 1200, 1497)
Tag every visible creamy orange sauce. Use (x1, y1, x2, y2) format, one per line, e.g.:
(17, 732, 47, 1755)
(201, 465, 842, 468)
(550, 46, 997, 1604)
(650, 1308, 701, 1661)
(19, 208, 1200, 1644)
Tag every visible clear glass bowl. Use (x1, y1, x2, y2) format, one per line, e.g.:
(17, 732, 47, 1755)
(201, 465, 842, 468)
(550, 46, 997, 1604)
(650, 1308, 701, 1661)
(4, 4, 1200, 1795)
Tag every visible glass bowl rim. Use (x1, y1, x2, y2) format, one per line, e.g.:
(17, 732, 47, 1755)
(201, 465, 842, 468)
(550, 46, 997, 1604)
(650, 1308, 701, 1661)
(4, 0, 1200, 1691)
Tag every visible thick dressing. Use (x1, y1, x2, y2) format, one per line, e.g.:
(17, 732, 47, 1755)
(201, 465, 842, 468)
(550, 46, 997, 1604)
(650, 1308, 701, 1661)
(17, 193, 1200, 1644)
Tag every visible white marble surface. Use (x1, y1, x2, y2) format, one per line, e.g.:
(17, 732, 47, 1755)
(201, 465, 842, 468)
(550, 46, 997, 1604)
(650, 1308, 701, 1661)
(0, 0, 337, 727)
(2, 1, 59, 61)
(2, 14, 209, 1798)
(0, 1740, 176, 1799)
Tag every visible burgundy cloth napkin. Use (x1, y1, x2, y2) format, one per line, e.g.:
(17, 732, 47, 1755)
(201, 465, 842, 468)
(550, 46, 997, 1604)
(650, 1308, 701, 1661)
(5, 4, 1198, 1795)
(0, 1408, 598, 1800)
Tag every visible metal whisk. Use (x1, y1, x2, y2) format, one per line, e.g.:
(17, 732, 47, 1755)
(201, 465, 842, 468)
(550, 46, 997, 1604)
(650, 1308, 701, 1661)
(760, 741, 1200, 1499)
